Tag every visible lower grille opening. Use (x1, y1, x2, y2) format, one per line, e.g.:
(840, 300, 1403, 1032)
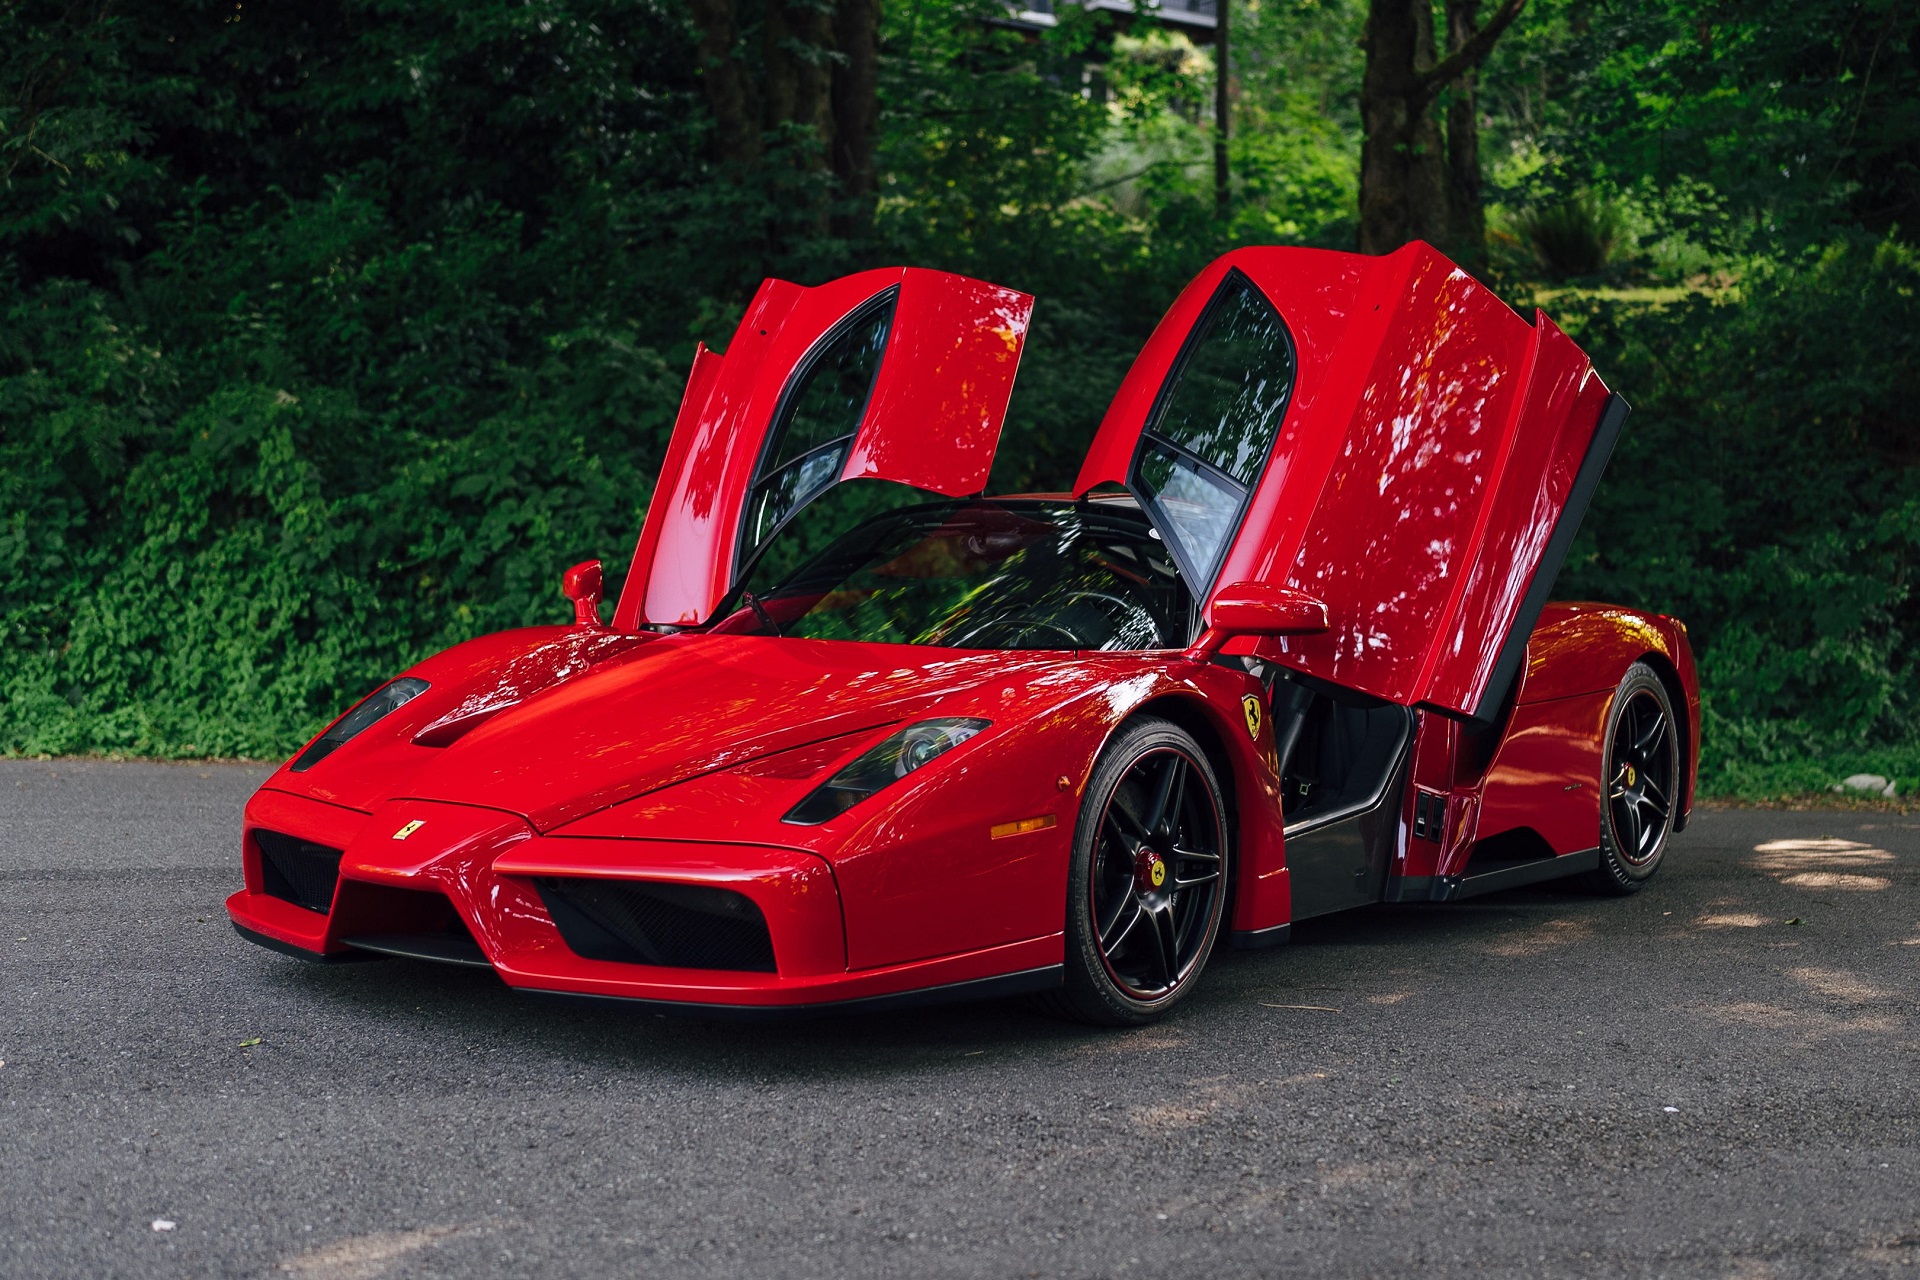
(343, 918, 491, 969)
(331, 882, 490, 968)
(255, 830, 343, 914)
(536, 878, 777, 973)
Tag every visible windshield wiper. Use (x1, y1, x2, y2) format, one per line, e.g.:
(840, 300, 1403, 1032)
(741, 589, 781, 636)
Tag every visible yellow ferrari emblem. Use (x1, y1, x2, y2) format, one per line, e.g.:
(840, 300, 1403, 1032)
(1625, 765, 1637, 786)
(392, 819, 425, 841)
(1149, 860, 1167, 888)
(1242, 694, 1263, 740)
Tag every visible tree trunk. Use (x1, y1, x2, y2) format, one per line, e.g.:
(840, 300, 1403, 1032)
(688, 0, 879, 238)
(1444, 0, 1487, 268)
(1358, 0, 1524, 255)
(688, 0, 759, 166)
(831, 0, 880, 238)
(1214, 0, 1231, 220)
(762, 0, 836, 154)
(1358, 0, 1445, 253)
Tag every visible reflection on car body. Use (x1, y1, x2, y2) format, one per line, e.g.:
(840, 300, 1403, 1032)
(227, 244, 1700, 1025)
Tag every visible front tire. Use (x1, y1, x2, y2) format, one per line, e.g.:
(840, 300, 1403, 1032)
(1047, 717, 1229, 1026)
(1585, 662, 1680, 895)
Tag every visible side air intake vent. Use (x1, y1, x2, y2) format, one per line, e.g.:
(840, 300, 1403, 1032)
(255, 830, 343, 914)
(536, 878, 777, 973)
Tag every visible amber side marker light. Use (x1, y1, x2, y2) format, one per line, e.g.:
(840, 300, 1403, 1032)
(990, 815, 1058, 840)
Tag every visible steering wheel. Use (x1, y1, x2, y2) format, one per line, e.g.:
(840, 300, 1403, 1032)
(946, 612, 1085, 649)
(1054, 589, 1143, 621)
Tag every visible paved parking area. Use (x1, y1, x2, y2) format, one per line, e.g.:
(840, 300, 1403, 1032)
(1, 758, 1915, 1278)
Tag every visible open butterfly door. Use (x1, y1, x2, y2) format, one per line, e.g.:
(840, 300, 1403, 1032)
(1076, 242, 1624, 723)
(614, 268, 1034, 629)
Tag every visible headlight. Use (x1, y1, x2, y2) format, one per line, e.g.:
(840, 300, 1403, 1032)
(782, 717, 989, 825)
(290, 677, 431, 772)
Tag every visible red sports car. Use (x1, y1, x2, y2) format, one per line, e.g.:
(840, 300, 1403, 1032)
(228, 242, 1699, 1025)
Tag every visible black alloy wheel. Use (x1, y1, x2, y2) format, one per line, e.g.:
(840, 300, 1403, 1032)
(1587, 662, 1681, 895)
(1047, 717, 1229, 1025)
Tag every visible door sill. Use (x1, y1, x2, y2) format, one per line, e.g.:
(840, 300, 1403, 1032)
(1385, 847, 1601, 903)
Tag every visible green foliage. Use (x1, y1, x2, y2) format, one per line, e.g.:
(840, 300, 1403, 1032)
(1513, 194, 1624, 280)
(1481, 0, 1918, 256)
(0, 0, 1916, 803)
(1552, 236, 1920, 792)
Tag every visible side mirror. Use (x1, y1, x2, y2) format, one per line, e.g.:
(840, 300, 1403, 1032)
(562, 559, 604, 628)
(1209, 582, 1329, 636)
(1186, 581, 1327, 660)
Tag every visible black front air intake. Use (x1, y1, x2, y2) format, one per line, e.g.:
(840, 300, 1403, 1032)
(254, 830, 344, 914)
(536, 878, 777, 973)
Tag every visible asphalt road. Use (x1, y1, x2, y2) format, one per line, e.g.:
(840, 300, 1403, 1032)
(1, 759, 1915, 1280)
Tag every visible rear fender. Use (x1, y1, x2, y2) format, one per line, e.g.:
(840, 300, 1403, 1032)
(1462, 602, 1699, 859)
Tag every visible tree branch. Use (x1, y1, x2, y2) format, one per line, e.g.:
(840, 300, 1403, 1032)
(1417, 0, 1526, 97)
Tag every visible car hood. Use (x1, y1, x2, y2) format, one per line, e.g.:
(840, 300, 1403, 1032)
(391, 633, 1065, 833)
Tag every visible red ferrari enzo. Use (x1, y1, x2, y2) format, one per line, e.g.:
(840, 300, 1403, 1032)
(228, 242, 1699, 1025)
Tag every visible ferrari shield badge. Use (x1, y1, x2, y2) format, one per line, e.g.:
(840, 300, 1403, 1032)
(392, 819, 426, 841)
(1242, 695, 1263, 740)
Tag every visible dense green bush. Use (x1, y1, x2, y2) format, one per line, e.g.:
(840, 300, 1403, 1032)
(0, 0, 1193, 757)
(1554, 237, 1920, 793)
(1, 0, 1915, 799)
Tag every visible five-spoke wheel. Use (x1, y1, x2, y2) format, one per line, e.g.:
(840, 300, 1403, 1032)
(1051, 717, 1229, 1024)
(1588, 662, 1680, 894)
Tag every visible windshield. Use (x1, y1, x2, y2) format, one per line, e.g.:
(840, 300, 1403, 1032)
(712, 499, 1194, 650)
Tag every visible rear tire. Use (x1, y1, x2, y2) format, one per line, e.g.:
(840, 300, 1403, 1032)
(1584, 662, 1680, 895)
(1042, 717, 1229, 1026)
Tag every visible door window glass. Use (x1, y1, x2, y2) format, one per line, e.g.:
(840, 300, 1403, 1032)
(743, 294, 895, 560)
(1135, 442, 1243, 588)
(1130, 271, 1295, 587)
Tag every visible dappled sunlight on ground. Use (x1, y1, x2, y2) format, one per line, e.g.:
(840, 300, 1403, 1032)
(1696, 964, 1906, 1045)
(1703, 1001, 1902, 1041)
(1129, 1075, 1250, 1131)
(1788, 966, 1899, 1004)
(1074, 1029, 1187, 1058)
(1480, 917, 1594, 958)
(1749, 837, 1896, 891)
(1780, 871, 1895, 890)
(278, 1222, 502, 1280)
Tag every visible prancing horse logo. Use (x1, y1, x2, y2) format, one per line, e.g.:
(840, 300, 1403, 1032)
(1242, 695, 1263, 740)
(392, 819, 425, 841)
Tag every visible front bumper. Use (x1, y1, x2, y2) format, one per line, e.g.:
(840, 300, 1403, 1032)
(226, 789, 1062, 1011)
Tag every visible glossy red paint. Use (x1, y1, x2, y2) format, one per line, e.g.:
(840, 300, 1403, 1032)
(1190, 582, 1330, 661)
(224, 630, 1295, 1003)
(230, 788, 373, 955)
(229, 243, 1701, 1018)
(1078, 242, 1610, 720)
(1386, 600, 1701, 886)
(561, 559, 604, 628)
(614, 268, 1033, 630)
(262, 626, 654, 815)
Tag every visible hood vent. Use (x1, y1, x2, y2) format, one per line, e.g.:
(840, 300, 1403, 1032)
(411, 703, 511, 748)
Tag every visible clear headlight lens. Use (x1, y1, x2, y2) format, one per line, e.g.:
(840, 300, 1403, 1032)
(782, 717, 990, 825)
(290, 677, 431, 772)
